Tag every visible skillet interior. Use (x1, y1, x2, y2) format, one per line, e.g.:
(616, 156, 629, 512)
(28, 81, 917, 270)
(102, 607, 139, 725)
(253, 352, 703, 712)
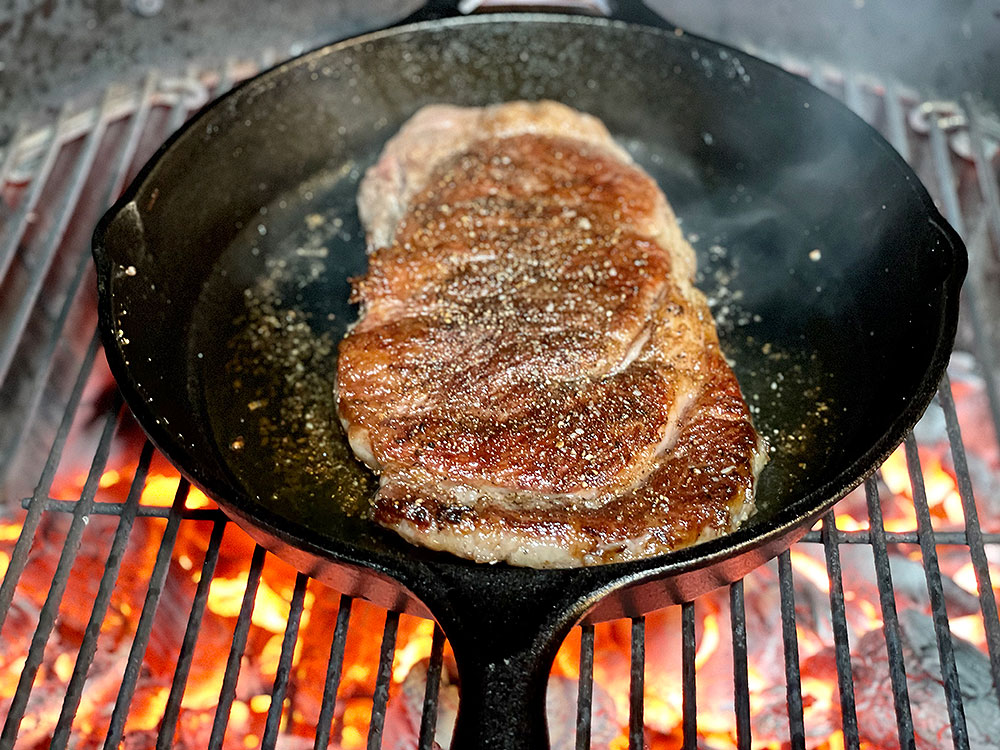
(94, 14, 964, 616)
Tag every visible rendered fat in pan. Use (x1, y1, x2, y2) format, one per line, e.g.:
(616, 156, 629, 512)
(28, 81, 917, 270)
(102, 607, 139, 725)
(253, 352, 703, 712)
(92, 3, 965, 748)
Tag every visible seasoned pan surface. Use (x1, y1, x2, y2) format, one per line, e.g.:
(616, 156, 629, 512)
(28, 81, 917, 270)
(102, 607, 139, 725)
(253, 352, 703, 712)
(94, 13, 964, 748)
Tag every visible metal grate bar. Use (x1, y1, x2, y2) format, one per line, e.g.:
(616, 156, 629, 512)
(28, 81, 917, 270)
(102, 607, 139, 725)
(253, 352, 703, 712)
(927, 113, 1000, 458)
(0, 88, 116, 386)
(0, 330, 99, 626)
(801, 529, 1000, 545)
(0, 102, 72, 283)
(680, 603, 696, 750)
(0, 251, 92, 479)
(314, 594, 354, 750)
(928, 116, 967, 235)
(778, 550, 807, 750)
(31, 495, 1000, 548)
(923, 111, 1000, 457)
(367, 610, 400, 750)
(0, 76, 158, 480)
(961, 103, 1000, 444)
(730, 580, 751, 750)
(417, 623, 447, 750)
(50, 440, 155, 750)
(820, 512, 861, 749)
(863, 476, 917, 749)
(628, 616, 645, 750)
(966, 99, 1000, 259)
(103, 478, 189, 750)
(23, 496, 228, 519)
(156, 517, 228, 750)
(938, 375, 1000, 713)
(106, 72, 160, 198)
(0, 394, 122, 749)
(262, 572, 310, 750)
(904, 433, 970, 749)
(209, 543, 267, 750)
(574, 623, 595, 750)
(884, 84, 912, 163)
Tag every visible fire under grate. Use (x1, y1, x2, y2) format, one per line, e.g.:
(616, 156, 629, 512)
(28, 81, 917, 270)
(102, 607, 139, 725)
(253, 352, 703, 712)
(1, 47, 1000, 750)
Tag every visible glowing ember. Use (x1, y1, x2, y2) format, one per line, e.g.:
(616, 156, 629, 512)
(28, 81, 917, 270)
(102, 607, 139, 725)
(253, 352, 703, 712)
(98, 469, 120, 488)
(391, 619, 435, 683)
(140, 473, 214, 509)
(879, 444, 970, 528)
(790, 549, 832, 594)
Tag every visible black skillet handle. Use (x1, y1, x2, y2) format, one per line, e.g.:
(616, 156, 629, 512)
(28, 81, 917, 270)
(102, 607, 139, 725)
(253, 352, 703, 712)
(398, 0, 674, 28)
(413, 564, 604, 750)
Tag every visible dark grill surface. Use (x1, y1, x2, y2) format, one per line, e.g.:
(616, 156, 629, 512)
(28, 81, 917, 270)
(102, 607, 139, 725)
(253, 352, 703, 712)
(1, 52, 999, 750)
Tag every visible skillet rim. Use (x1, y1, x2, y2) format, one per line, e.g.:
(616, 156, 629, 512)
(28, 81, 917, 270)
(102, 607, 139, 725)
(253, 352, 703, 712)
(91, 11, 967, 601)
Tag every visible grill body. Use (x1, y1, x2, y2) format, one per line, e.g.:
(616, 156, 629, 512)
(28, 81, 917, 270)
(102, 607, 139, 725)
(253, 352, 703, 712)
(1, 3, 1000, 749)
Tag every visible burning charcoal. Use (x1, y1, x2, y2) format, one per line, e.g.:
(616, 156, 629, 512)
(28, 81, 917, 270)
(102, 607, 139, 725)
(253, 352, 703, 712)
(749, 656, 839, 750)
(898, 609, 999, 746)
(843, 609, 999, 749)
(833, 544, 982, 619)
(886, 553, 982, 616)
(742, 565, 797, 686)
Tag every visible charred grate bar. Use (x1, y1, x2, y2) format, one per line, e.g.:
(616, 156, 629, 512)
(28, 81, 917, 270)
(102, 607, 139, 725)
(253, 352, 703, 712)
(777, 549, 807, 748)
(729, 580, 751, 750)
(315, 594, 355, 748)
(418, 623, 447, 750)
(156, 514, 227, 750)
(209, 543, 267, 750)
(820, 511, 862, 747)
(939, 376, 1000, 710)
(907, 433, 971, 748)
(50, 440, 155, 750)
(0, 397, 122, 746)
(262, 571, 310, 749)
(863, 475, 917, 745)
(103, 472, 188, 750)
(0, 50, 998, 750)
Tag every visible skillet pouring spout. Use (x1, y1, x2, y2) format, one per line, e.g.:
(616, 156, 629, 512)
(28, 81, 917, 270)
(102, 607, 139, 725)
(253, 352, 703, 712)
(93, 9, 964, 750)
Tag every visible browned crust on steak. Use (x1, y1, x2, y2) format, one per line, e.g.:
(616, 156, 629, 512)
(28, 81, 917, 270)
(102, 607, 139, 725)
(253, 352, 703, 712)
(337, 101, 766, 568)
(375, 350, 763, 566)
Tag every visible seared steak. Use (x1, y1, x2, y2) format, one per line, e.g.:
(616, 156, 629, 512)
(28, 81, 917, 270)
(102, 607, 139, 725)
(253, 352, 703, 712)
(336, 101, 767, 568)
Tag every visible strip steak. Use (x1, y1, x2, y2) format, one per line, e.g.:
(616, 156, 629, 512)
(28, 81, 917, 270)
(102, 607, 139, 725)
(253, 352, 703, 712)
(336, 101, 767, 568)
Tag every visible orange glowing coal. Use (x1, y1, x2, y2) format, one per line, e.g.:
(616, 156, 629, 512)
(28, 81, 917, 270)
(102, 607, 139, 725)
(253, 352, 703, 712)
(880, 444, 965, 529)
(2, 436, 997, 750)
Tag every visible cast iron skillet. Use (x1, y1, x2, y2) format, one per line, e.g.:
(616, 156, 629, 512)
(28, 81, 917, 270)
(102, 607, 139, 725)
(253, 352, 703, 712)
(92, 2, 965, 747)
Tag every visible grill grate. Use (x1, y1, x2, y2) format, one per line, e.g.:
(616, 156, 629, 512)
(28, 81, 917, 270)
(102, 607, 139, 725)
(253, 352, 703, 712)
(1, 47, 999, 750)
